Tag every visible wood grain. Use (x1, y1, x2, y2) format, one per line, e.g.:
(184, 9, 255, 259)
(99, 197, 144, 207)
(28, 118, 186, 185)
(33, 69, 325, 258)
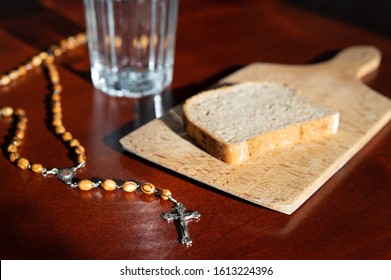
(121, 45, 391, 214)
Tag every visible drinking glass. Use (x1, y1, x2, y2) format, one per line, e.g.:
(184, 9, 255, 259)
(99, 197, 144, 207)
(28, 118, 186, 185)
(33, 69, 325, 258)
(83, 0, 179, 97)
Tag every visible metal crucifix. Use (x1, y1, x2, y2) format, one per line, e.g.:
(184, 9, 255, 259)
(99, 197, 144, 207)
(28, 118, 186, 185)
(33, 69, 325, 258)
(161, 201, 201, 246)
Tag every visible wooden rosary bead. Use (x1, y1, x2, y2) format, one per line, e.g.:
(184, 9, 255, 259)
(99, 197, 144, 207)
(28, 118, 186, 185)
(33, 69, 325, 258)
(14, 129, 25, 140)
(53, 84, 62, 94)
(7, 144, 18, 153)
(9, 69, 20, 80)
(38, 51, 49, 61)
(31, 55, 43, 67)
(17, 158, 30, 170)
(75, 33, 87, 43)
(1, 106, 14, 117)
(19, 116, 28, 124)
(0, 75, 11, 86)
(78, 179, 93, 191)
(15, 108, 26, 117)
(52, 93, 61, 102)
(55, 125, 65, 134)
(9, 152, 20, 162)
(77, 154, 87, 164)
(44, 55, 55, 64)
(52, 118, 62, 127)
(61, 131, 73, 142)
(69, 139, 80, 147)
(51, 74, 60, 84)
(122, 181, 138, 192)
(141, 183, 156, 195)
(48, 45, 62, 57)
(18, 65, 28, 76)
(16, 121, 27, 130)
(65, 36, 77, 49)
(53, 112, 62, 120)
(60, 39, 69, 49)
(52, 103, 61, 114)
(160, 189, 172, 200)
(102, 179, 117, 191)
(12, 137, 22, 147)
(74, 145, 85, 154)
(31, 163, 44, 174)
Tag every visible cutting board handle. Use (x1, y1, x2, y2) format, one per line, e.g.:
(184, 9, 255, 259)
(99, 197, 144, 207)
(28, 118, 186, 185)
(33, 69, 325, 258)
(326, 45, 381, 80)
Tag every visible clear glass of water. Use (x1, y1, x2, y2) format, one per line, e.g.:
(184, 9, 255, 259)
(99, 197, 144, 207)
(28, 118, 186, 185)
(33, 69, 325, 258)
(83, 0, 179, 98)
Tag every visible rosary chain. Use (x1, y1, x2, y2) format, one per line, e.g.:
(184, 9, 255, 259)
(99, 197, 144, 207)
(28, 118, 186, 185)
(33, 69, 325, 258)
(0, 33, 174, 202)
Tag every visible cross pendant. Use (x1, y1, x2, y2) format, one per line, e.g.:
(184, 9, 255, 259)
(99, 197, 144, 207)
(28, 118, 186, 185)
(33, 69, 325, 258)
(161, 202, 201, 246)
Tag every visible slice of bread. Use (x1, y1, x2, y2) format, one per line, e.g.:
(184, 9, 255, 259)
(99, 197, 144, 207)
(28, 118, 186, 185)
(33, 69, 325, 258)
(183, 82, 339, 165)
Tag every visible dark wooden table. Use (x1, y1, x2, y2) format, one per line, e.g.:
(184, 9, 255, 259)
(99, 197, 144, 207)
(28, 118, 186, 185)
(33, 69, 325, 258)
(1, 0, 390, 260)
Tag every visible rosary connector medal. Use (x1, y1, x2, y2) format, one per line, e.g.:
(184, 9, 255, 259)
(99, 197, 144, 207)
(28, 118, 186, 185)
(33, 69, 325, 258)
(0, 33, 200, 246)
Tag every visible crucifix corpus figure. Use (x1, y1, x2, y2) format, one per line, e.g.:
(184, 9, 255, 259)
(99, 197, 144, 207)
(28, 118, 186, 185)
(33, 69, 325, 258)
(161, 202, 201, 246)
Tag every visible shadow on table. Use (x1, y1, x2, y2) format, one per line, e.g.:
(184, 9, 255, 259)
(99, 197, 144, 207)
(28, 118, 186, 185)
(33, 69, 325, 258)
(284, 0, 391, 38)
(101, 65, 242, 154)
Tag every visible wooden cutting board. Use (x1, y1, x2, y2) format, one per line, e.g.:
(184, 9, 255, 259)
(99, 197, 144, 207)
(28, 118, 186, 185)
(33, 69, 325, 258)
(120, 46, 391, 214)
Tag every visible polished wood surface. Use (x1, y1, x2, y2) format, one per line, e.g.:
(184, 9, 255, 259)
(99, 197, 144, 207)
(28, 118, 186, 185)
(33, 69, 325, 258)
(1, 0, 390, 259)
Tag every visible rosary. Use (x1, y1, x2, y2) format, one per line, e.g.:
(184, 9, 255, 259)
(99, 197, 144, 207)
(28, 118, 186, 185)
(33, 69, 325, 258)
(0, 33, 200, 246)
